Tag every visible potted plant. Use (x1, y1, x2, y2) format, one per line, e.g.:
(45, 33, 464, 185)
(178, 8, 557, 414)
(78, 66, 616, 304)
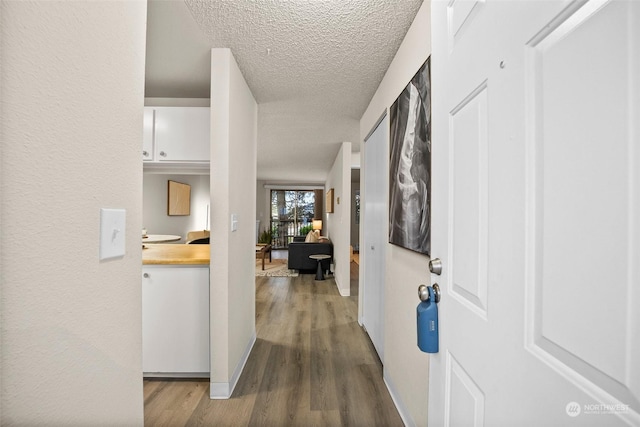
(299, 224, 313, 236)
(258, 229, 272, 246)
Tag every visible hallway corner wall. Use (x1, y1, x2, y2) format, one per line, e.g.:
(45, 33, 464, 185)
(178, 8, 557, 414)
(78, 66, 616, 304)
(358, 1, 432, 425)
(325, 142, 352, 296)
(1, 1, 147, 423)
(209, 48, 258, 398)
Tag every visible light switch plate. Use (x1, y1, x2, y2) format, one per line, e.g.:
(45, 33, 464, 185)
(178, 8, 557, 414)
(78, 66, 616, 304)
(231, 213, 238, 232)
(100, 208, 126, 260)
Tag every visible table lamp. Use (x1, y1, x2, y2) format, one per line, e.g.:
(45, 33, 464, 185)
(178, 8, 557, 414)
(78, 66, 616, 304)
(312, 219, 323, 236)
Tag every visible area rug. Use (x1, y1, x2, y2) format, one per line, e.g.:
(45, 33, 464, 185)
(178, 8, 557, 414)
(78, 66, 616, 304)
(255, 258, 299, 277)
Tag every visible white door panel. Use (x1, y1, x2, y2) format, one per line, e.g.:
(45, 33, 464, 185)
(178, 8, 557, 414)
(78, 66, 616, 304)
(525, 0, 640, 415)
(430, 0, 639, 425)
(445, 351, 485, 427)
(449, 82, 489, 319)
(363, 115, 387, 362)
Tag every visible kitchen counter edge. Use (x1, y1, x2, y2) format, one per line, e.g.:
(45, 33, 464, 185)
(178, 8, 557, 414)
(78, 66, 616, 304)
(142, 244, 210, 266)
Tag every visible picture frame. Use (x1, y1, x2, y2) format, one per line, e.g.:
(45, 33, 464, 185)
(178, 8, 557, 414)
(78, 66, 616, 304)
(167, 180, 191, 216)
(388, 57, 431, 255)
(326, 188, 334, 213)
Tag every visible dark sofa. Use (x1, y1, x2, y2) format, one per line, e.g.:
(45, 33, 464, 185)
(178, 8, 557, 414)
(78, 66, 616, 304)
(288, 241, 333, 273)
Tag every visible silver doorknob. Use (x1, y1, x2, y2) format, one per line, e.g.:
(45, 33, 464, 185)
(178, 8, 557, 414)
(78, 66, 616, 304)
(429, 258, 442, 275)
(432, 283, 441, 303)
(418, 284, 429, 302)
(418, 283, 441, 303)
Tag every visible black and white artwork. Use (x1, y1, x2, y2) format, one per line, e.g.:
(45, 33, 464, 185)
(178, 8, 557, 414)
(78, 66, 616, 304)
(389, 58, 431, 255)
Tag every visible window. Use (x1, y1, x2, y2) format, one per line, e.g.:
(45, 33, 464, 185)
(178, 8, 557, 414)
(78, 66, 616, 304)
(270, 190, 315, 248)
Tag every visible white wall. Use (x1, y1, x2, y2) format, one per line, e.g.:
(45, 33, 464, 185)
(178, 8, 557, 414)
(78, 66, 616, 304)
(359, 2, 431, 426)
(1, 1, 146, 424)
(351, 151, 361, 168)
(209, 48, 258, 398)
(325, 142, 352, 296)
(0, 1, 6, 425)
(143, 174, 210, 241)
(1, 2, 5, 422)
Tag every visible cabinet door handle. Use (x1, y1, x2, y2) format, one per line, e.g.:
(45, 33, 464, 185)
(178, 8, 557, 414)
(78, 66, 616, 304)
(142, 150, 149, 156)
(159, 151, 166, 157)
(143, 273, 149, 278)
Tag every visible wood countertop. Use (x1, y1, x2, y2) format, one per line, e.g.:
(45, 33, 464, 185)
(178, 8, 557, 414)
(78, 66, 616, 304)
(142, 244, 210, 265)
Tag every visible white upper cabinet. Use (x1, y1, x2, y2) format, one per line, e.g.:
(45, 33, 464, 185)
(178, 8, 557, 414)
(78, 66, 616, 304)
(142, 108, 155, 161)
(143, 106, 210, 163)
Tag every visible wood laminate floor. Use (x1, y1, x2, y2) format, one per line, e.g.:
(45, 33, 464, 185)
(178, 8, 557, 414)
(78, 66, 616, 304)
(144, 262, 403, 427)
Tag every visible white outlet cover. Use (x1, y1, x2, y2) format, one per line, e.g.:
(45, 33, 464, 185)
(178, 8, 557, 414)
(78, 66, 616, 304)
(100, 208, 126, 260)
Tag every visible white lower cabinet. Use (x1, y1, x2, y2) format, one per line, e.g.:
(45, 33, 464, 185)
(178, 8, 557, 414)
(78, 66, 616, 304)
(142, 265, 209, 376)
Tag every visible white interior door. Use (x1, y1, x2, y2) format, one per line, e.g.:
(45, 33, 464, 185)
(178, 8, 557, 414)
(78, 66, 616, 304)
(362, 114, 388, 362)
(429, 1, 639, 425)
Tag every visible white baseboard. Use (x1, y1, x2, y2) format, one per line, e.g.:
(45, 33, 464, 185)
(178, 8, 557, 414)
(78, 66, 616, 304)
(228, 332, 256, 395)
(384, 370, 416, 427)
(209, 381, 231, 399)
(144, 372, 209, 379)
(334, 276, 350, 297)
(209, 332, 257, 399)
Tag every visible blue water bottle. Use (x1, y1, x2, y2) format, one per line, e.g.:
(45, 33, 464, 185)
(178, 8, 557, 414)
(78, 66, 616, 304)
(417, 286, 439, 353)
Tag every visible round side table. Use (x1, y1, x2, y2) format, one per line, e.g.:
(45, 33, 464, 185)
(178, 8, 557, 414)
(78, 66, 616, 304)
(309, 254, 331, 280)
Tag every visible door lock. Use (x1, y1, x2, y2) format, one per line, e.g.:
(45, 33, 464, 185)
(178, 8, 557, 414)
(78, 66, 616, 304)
(429, 258, 442, 275)
(417, 283, 440, 353)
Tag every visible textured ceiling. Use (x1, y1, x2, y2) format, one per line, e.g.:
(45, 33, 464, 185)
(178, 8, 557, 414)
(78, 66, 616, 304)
(145, 0, 423, 182)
